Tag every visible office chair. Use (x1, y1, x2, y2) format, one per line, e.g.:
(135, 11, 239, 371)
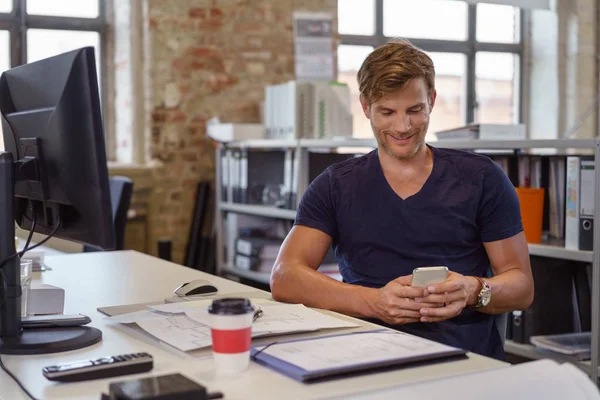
(83, 176, 134, 252)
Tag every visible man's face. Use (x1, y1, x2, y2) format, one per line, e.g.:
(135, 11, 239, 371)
(361, 78, 436, 161)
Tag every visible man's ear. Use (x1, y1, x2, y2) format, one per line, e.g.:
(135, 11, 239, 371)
(359, 95, 370, 119)
(429, 89, 437, 112)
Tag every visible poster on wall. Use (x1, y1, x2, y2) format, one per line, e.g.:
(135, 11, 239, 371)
(293, 11, 334, 81)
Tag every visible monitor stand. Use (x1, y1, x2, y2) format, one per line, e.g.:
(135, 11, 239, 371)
(0, 151, 102, 355)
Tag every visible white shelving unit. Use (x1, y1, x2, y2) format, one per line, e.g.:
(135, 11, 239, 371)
(504, 340, 597, 376)
(214, 137, 600, 384)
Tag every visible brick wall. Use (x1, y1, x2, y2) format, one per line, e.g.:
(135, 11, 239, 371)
(141, 0, 337, 263)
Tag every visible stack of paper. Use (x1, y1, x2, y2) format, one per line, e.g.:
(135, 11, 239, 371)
(530, 332, 591, 360)
(105, 299, 359, 353)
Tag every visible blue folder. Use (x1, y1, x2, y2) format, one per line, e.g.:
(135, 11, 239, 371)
(250, 329, 468, 383)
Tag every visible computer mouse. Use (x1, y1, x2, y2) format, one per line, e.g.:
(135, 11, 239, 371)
(174, 279, 219, 297)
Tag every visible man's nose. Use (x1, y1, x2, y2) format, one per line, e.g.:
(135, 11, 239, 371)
(392, 113, 412, 133)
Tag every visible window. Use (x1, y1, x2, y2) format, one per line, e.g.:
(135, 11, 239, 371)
(338, 45, 374, 138)
(337, 0, 524, 138)
(0, 0, 105, 152)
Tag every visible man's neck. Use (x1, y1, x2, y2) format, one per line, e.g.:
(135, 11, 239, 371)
(378, 144, 432, 178)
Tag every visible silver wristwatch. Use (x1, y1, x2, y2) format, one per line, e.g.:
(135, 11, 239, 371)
(473, 277, 492, 309)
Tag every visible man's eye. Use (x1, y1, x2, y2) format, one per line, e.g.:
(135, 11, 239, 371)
(409, 107, 423, 113)
(381, 111, 393, 116)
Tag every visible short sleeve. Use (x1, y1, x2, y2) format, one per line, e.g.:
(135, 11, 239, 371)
(477, 162, 524, 242)
(294, 168, 337, 241)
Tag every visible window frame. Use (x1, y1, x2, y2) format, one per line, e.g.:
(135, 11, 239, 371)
(0, 0, 108, 152)
(339, 0, 525, 125)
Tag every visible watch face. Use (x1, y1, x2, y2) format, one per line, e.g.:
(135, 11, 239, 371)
(481, 288, 492, 306)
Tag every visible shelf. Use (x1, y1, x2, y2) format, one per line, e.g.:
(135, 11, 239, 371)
(299, 138, 377, 148)
(528, 240, 593, 263)
(223, 139, 299, 148)
(220, 203, 297, 220)
(222, 138, 596, 150)
(221, 204, 591, 262)
(221, 264, 271, 285)
(505, 340, 598, 375)
(431, 138, 596, 150)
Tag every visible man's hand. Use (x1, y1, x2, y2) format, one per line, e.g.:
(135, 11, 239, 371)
(370, 275, 443, 325)
(418, 271, 480, 323)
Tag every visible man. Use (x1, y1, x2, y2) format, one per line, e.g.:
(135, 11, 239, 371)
(270, 39, 534, 360)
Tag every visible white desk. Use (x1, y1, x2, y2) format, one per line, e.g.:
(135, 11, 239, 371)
(16, 237, 66, 257)
(0, 251, 506, 399)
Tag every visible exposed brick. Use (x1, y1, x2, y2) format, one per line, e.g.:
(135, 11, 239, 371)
(188, 47, 214, 57)
(133, 0, 338, 263)
(167, 110, 187, 123)
(152, 110, 167, 124)
(188, 8, 206, 18)
(210, 8, 224, 18)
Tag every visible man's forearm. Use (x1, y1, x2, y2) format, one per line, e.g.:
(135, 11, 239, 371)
(270, 263, 377, 318)
(467, 269, 534, 314)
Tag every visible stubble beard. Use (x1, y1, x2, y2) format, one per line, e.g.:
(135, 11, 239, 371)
(374, 127, 426, 161)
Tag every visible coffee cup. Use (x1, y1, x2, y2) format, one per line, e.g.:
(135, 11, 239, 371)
(208, 298, 255, 374)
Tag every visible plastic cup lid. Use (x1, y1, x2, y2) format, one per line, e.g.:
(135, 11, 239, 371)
(208, 298, 254, 315)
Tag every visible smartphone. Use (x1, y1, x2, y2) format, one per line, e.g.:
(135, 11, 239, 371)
(22, 314, 91, 328)
(411, 266, 449, 288)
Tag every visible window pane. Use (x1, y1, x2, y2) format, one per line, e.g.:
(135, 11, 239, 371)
(0, 30, 8, 151)
(384, 0, 467, 41)
(0, 0, 11, 13)
(475, 52, 519, 124)
(477, 4, 520, 43)
(339, 0, 375, 35)
(27, 0, 99, 18)
(27, 29, 100, 79)
(337, 45, 373, 138)
(427, 52, 466, 137)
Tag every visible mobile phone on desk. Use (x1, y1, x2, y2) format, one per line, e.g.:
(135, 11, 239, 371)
(22, 313, 91, 328)
(411, 266, 448, 288)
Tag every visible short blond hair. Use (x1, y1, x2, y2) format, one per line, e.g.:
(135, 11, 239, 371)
(357, 38, 435, 105)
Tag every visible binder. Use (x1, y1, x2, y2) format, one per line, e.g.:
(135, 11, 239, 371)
(565, 156, 582, 249)
(240, 148, 248, 204)
(250, 329, 467, 383)
(231, 150, 241, 203)
(579, 158, 594, 251)
(283, 149, 293, 209)
(220, 150, 229, 202)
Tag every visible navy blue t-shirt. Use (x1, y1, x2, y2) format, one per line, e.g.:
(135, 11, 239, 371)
(294, 145, 523, 360)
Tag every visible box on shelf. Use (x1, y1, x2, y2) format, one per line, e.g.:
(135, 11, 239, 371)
(207, 123, 265, 143)
(264, 80, 353, 140)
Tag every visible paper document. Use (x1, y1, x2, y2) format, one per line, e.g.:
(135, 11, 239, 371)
(136, 315, 212, 352)
(107, 302, 358, 353)
(105, 310, 163, 324)
(256, 330, 454, 371)
(328, 359, 600, 400)
(185, 303, 358, 335)
(149, 298, 277, 314)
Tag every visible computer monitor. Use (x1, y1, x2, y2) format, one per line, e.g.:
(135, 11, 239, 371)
(0, 47, 115, 355)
